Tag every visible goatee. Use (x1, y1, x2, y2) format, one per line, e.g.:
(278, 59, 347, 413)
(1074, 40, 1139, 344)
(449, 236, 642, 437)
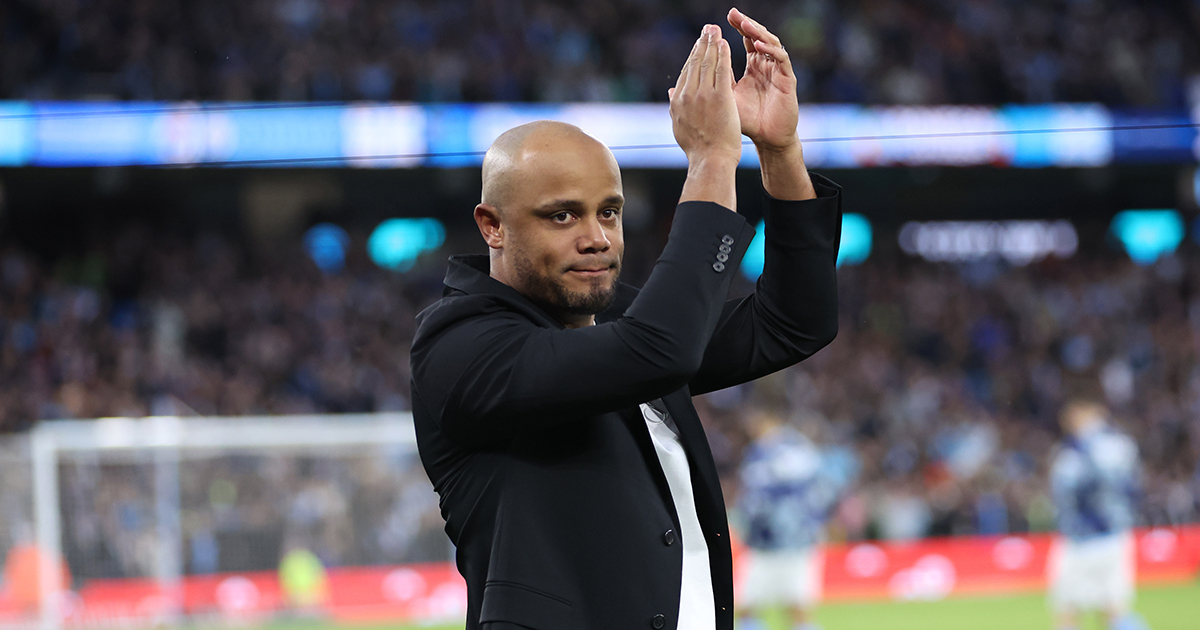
(516, 258, 621, 317)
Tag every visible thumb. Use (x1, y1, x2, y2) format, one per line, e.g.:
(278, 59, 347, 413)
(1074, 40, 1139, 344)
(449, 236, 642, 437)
(668, 87, 675, 100)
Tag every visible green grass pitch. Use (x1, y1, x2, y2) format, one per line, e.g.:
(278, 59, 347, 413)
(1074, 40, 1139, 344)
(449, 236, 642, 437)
(805, 582, 1197, 630)
(256, 582, 1198, 630)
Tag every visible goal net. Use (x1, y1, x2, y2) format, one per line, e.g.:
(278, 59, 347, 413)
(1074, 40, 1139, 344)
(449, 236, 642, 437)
(0, 414, 462, 630)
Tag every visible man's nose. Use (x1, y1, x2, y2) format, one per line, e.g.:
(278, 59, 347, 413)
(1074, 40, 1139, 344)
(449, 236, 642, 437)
(578, 217, 611, 253)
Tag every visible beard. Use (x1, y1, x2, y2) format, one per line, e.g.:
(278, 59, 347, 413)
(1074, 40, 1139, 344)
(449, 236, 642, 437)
(514, 255, 621, 317)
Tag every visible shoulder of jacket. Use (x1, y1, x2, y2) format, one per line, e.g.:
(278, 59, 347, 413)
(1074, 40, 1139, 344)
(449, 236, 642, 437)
(413, 292, 534, 347)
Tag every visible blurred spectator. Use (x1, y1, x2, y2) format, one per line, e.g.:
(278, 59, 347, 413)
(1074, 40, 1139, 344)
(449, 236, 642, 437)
(0, 229, 421, 432)
(1, 218, 1199, 577)
(0, 0, 1196, 106)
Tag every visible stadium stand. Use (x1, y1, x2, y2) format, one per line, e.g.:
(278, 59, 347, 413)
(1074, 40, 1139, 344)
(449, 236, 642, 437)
(0, 221, 1196, 578)
(1, 0, 1196, 106)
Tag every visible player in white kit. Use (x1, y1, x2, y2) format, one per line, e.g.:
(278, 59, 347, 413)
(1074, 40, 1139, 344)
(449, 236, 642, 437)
(1047, 399, 1150, 630)
(735, 406, 856, 630)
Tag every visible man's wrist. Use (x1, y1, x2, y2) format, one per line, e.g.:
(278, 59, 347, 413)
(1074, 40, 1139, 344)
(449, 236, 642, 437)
(756, 142, 815, 201)
(680, 154, 739, 211)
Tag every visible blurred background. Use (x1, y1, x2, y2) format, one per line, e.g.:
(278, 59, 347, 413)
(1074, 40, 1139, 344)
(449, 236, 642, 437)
(0, 0, 1199, 629)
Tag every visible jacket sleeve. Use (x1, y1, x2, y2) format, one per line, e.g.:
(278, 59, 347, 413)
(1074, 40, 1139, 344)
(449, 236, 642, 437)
(412, 202, 755, 447)
(688, 173, 842, 396)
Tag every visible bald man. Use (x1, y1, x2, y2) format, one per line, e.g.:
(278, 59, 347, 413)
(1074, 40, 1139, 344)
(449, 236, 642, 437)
(412, 11, 842, 630)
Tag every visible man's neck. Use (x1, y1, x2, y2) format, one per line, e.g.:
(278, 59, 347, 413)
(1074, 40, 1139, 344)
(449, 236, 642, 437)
(559, 313, 596, 329)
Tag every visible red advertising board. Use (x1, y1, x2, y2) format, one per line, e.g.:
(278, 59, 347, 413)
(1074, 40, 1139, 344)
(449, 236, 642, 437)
(813, 525, 1200, 601)
(3, 526, 1196, 627)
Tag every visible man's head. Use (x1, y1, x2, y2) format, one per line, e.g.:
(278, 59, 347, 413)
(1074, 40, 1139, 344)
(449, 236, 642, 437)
(746, 407, 786, 441)
(475, 121, 624, 328)
(1059, 399, 1108, 436)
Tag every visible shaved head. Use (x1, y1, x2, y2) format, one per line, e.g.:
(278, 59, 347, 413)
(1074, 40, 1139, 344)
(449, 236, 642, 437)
(473, 120, 626, 328)
(481, 121, 618, 211)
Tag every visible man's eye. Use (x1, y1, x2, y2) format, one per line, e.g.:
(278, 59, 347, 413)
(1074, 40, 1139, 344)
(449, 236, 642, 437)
(602, 208, 619, 219)
(552, 212, 572, 222)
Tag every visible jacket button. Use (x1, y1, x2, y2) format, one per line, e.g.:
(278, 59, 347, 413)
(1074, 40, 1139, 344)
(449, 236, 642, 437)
(716, 252, 729, 263)
(713, 262, 725, 272)
(663, 529, 676, 546)
(651, 614, 666, 629)
(722, 235, 734, 245)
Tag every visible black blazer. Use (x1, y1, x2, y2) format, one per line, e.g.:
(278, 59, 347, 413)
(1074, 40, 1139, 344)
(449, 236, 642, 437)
(410, 174, 842, 630)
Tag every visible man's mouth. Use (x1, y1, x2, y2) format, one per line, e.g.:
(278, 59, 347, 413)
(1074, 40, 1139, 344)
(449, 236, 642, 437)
(566, 263, 615, 278)
(568, 267, 611, 277)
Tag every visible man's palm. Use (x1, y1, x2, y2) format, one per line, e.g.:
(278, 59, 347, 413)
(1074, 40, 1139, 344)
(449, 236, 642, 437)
(728, 8, 800, 152)
(734, 60, 798, 151)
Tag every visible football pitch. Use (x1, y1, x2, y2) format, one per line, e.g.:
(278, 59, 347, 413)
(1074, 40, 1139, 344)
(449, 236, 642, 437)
(262, 582, 1198, 630)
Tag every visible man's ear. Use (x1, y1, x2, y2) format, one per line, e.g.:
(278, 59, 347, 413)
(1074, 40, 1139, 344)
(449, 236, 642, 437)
(474, 204, 504, 250)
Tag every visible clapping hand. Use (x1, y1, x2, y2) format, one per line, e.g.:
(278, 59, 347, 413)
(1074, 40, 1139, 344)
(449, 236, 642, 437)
(668, 24, 742, 167)
(669, 24, 743, 210)
(727, 7, 800, 155)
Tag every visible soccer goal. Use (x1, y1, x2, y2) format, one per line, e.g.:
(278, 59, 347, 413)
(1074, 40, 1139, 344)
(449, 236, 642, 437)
(2, 413, 459, 630)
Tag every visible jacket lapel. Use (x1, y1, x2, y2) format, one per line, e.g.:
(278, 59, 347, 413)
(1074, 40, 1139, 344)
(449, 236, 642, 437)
(621, 405, 682, 530)
(660, 389, 726, 521)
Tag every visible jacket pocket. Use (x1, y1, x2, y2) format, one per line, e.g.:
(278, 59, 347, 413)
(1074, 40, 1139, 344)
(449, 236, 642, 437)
(479, 581, 574, 629)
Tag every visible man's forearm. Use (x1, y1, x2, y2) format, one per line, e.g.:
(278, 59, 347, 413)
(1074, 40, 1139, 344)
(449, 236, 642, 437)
(758, 143, 816, 201)
(679, 155, 739, 211)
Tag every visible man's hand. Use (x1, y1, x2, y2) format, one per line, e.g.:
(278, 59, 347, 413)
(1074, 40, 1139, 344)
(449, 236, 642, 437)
(670, 24, 742, 165)
(727, 8, 815, 200)
(670, 24, 741, 210)
(727, 8, 798, 153)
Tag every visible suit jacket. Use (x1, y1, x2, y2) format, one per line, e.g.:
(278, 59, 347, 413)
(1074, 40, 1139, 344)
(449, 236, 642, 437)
(410, 174, 842, 630)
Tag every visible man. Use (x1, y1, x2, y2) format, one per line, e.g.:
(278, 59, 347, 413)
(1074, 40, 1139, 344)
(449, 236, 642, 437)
(735, 406, 856, 630)
(411, 9, 841, 629)
(1047, 399, 1150, 630)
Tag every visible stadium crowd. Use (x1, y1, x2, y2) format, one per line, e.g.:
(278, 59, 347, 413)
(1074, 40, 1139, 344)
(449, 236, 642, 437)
(0, 217, 1199, 579)
(1, 0, 1196, 107)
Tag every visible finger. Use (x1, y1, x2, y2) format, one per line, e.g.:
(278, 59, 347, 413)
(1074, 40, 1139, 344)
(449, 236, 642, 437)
(728, 12, 757, 59)
(716, 37, 733, 90)
(752, 39, 795, 79)
(668, 87, 675, 100)
(700, 25, 719, 88)
(684, 30, 709, 92)
(740, 13, 783, 48)
(676, 35, 703, 92)
(727, 7, 750, 39)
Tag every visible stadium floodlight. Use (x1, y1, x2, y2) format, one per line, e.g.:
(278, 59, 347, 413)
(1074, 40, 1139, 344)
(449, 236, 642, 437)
(839, 214, 873, 266)
(367, 218, 446, 271)
(303, 223, 350, 273)
(740, 213, 873, 280)
(1110, 209, 1184, 265)
(898, 220, 1077, 265)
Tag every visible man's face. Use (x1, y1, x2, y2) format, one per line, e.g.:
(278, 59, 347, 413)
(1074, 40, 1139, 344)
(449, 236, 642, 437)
(496, 138, 625, 320)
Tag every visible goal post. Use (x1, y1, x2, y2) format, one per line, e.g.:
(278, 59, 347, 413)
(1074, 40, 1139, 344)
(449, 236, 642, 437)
(15, 412, 453, 630)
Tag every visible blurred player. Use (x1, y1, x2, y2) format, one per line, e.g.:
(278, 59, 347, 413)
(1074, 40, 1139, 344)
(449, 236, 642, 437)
(735, 406, 856, 630)
(1047, 399, 1149, 630)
